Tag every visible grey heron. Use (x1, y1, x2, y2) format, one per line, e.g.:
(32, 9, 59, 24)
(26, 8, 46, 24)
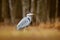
(17, 12, 34, 30)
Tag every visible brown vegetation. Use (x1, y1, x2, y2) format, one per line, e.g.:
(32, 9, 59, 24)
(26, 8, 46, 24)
(0, 21, 60, 40)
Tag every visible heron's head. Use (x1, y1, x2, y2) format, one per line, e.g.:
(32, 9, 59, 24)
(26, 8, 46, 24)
(27, 12, 34, 17)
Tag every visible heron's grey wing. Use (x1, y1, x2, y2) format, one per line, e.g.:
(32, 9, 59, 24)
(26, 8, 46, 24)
(17, 17, 31, 29)
(21, 17, 31, 27)
(17, 17, 27, 27)
(17, 17, 26, 26)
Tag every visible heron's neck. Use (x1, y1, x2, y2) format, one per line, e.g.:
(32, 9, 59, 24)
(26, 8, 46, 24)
(27, 15, 31, 17)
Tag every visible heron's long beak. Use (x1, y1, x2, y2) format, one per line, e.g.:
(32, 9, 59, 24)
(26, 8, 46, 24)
(32, 14, 35, 15)
(33, 14, 36, 16)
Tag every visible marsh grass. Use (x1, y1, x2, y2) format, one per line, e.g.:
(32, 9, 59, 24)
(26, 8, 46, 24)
(0, 21, 60, 40)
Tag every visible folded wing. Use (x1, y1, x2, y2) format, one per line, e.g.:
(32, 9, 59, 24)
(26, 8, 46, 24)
(17, 17, 31, 30)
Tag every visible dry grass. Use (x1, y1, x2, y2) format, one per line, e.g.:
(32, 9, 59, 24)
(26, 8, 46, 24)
(0, 22, 60, 40)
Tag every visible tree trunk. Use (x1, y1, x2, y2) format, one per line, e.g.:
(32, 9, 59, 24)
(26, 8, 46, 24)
(47, 0, 50, 22)
(30, 0, 36, 25)
(2, 0, 10, 24)
(9, 0, 17, 24)
(49, 0, 56, 23)
(58, 0, 60, 21)
(0, 0, 3, 22)
(22, 0, 30, 17)
(36, 0, 40, 24)
(55, 0, 58, 19)
(15, 0, 23, 24)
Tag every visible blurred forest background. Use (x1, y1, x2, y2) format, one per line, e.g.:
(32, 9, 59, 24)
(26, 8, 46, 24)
(0, 0, 60, 25)
(0, 0, 60, 40)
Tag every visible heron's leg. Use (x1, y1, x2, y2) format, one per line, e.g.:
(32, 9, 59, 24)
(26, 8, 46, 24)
(23, 27, 26, 32)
